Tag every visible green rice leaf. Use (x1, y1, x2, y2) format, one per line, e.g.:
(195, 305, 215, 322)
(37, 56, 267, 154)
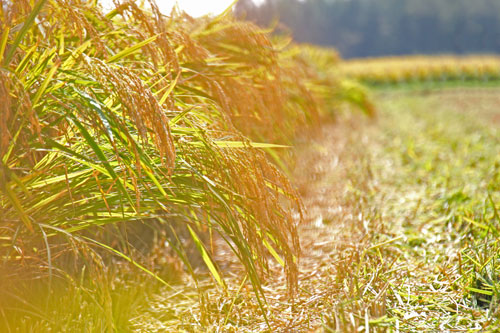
(187, 225, 225, 288)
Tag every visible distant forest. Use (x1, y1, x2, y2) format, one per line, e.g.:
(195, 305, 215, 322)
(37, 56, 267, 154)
(235, 0, 500, 58)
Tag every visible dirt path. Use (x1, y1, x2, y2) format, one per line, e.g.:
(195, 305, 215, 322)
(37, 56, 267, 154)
(134, 89, 500, 332)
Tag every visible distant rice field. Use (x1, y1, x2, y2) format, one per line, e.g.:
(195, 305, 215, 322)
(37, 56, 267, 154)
(342, 55, 500, 84)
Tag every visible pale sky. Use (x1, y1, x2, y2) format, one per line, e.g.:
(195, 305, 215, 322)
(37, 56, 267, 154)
(102, 0, 265, 17)
(159, 0, 236, 17)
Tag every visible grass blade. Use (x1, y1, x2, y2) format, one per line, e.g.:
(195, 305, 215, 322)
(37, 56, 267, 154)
(3, 0, 49, 66)
(187, 225, 225, 288)
(0, 25, 10, 64)
(106, 34, 158, 63)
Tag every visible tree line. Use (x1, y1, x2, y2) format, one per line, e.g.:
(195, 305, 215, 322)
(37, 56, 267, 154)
(235, 0, 500, 58)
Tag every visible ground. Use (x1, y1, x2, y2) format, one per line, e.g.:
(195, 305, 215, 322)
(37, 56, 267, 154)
(131, 88, 500, 332)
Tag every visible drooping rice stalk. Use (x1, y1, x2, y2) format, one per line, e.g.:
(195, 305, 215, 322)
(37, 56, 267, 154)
(0, 0, 370, 328)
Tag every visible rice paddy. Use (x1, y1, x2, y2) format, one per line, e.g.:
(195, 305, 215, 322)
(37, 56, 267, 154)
(342, 55, 500, 85)
(1, 0, 499, 332)
(108, 87, 500, 332)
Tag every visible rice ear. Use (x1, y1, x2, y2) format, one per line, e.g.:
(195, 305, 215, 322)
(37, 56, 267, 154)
(0, 0, 364, 308)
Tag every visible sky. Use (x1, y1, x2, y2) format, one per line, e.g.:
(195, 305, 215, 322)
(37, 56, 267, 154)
(107, 0, 265, 17)
(158, 0, 237, 17)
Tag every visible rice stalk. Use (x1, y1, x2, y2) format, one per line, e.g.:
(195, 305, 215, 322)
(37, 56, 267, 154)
(0, 0, 369, 329)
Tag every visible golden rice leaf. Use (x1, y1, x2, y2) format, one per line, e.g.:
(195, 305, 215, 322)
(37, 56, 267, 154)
(0, 26, 10, 65)
(3, 0, 49, 65)
(2, 182, 34, 233)
(106, 34, 159, 63)
(187, 141, 290, 149)
(158, 72, 180, 105)
(32, 61, 60, 106)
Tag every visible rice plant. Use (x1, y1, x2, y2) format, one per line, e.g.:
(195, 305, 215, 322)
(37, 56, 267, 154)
(0, 0, 369, 329)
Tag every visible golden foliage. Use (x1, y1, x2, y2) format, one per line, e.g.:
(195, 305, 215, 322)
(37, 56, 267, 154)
(0, 2, 367, 325)
(342, 55, 500, 84)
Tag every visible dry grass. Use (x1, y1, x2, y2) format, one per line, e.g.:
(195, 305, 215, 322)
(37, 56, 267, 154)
(322, 89, 500, 331)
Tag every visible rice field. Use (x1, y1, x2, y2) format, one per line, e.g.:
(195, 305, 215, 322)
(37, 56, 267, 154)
(2, 0, 499, 331)
(0, 0, 371, 330)
(125, 88, 500, 332)
(342, 55, 500, 85)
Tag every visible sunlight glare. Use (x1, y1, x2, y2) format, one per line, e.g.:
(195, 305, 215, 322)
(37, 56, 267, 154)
(158, 0, 234, 17)
(100, 0, 264, 17)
